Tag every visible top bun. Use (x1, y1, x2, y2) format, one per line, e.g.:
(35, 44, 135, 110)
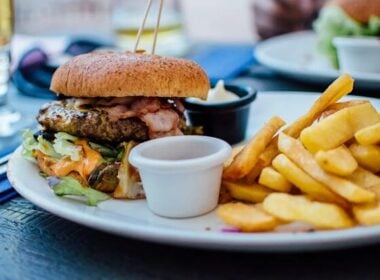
(50, 51, 210, 99)
(328, 0, 380, 23)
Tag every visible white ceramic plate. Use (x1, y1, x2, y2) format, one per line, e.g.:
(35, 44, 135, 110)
(255, 31, 380, 89)
(8, 92, 380, 252)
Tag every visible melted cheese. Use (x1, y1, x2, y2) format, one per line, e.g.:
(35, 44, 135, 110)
(50, 140, 102, 180)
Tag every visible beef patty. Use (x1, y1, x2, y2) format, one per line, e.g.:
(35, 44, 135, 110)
(37, 99, 150, 143)
(37, 97, 187, 143)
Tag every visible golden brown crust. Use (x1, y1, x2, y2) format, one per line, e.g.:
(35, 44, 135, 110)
(328, 0, 380, 23)
(50, 51, 210, 99)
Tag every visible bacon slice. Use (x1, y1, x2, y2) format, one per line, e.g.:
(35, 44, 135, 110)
(97, 97, 185, 138)
(174, 98, 185, 113)
(130, 97, 161, 115)
(141, 109, 183, 139)
(96, 97, 136, 107)
(102, 105, 136, 121)
(100, 97, 163, 121)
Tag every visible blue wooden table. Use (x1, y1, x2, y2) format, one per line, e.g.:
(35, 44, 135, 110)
(2, 46, 380, 279)
(2, 197, 380, 279)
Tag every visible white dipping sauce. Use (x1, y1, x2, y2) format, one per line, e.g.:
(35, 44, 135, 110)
(189, 80, 239, 104)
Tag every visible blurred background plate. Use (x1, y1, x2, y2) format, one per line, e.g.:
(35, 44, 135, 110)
(255, 31, 380, 90)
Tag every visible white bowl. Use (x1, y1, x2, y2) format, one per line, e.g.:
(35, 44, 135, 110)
(129, 136, 231, 218)
(333, 37, 380, 73)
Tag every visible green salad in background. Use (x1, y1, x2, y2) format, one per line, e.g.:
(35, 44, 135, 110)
(314, 5, 380, 68)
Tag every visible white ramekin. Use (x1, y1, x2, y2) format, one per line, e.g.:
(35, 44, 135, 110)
(129, 136, 231, 218)
(333, 37, 380, 73)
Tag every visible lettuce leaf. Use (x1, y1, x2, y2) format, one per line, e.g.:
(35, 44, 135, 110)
(368, 17, 380, 34)
(53, 132, 82, 161)
(314, 7, 380, 68)
(22, 129, 60, 160)
(50, 176, 109, 206)
(22, 130, 39, 160)
(22, 130, 84, 161)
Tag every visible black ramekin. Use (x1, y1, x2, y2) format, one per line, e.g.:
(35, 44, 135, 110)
(183, 84, 257, 144)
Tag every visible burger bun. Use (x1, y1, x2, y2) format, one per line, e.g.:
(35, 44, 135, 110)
(50, 51, 210, 100)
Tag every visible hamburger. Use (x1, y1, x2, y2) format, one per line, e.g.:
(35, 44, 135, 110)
(22, 51, 209, 205)
(314, 0, 380, 67)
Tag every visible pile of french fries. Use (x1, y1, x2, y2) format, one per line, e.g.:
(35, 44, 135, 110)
(218, 74, 380, 232)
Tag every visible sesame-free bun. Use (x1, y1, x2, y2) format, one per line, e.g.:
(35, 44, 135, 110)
(50, 51, 210, 99)
(328, 0, 380, 23)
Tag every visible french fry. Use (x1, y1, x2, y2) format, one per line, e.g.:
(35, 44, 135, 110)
(349, 143, 380, 173)
(347, 167, 380, 199)
(283, 73, 354, 137)
(355, 123, 380, 145)
(315, 145, 358, 176)
(258, 167, 292, 192)
(224, 145, 244, 167)
(353, 203, 380, 226)
(223, 181, 273, 203)
(349, 102, 380, 132)
(320, 100, 369, 119)
(244, 74, 354, 182)
(324, 100, 369, 111)
(217, 202, 280, 232)
(218, 75, 380, 231)
(350, 169, 380, 227)
(272, 154, 349, 209)
(278, 133, 376, 204)
(263, 193, 354, 229)
(301, 108, 350, 153)
(301, 102, 380, 153)
(223, 116, 286, 180)
(244, 146, 278, 183)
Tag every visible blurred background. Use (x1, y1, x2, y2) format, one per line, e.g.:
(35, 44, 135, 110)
(1, 0, 265, 150)
(0, 0, 327, 148)
(14, 0, 257, 44)
(10, 0, 260, 76)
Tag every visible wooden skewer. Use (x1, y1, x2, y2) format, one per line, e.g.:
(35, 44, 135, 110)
(151, 0, 164, 55)
(133, 0, 153, 52)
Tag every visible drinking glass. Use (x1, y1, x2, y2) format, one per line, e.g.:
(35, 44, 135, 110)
(0, 0, 22, 137)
